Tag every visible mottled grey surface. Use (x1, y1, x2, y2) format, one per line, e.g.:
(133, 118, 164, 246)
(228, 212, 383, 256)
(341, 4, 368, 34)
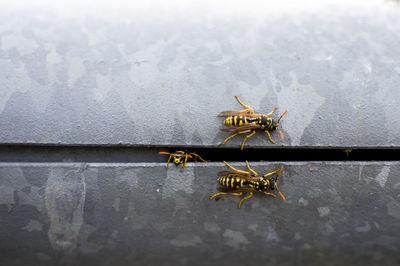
(1, 3, 400, 147)
(1, 2, 400, 266)
(1, 162, 400, 266)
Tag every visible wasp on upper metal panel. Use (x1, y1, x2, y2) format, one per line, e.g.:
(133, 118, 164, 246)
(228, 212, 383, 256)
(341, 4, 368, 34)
(210, 161, 285, 209)
(218, 95, 287, 150)
(159, 151, 209, 171)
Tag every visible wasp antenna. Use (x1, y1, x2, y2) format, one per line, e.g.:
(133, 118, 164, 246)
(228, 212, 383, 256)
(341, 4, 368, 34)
(275, 165, 284, 182)
(277, 109, 288, 125)
(277, 187, 286, 201)
(274, 166, 285, 200)
(159, 151, 172, 155)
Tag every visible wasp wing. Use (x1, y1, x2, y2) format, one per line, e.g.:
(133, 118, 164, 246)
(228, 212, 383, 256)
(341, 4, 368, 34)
(218, 170, 249, 179)
(218, 111, 264, 118)
(219, 124, 263, 132)
(242, 113, 265, 118)
(217, 187, 259, 193)
(217, 170, 261, 182)
(218, 111, 251, 117)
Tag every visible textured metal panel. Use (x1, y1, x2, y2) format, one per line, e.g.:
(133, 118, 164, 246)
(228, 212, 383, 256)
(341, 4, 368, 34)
(1, 3, 400, 147)
(1, 162, 400, 266)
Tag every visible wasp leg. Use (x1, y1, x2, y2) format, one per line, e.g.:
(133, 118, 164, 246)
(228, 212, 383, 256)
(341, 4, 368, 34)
(166, 154, 174, 168)
(234, 95, 254, 114)
(265, 107, 277, 117)
(164, 153, 173, 168)
(278, 129, 284, 140)
(238, 192, 253, 209)
(159, 152, 172, 155)
(238, 108, 254, 114)
(210, 192, 243, 200)
(263, 191, 277, 198)
(159, 152, 173, 168)
(241, 130, 256, 150)
(265, 131, 276, 144)
(223, 161, 250, 174)
(189, 153, 209, 162)
(262, 166, 284, 178)
(180, 154, 192, 172)
(245, 160, 258, 177)
(221, 129, 252, 146)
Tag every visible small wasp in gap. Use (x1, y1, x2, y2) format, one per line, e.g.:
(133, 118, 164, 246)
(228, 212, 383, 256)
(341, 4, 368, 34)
(210, 161, 285, 209)
(218, 95, 287, 150)
(159, 151, 209, 171)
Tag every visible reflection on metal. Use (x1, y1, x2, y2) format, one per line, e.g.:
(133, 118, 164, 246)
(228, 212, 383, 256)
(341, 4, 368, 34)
(1, 162, 400, 265)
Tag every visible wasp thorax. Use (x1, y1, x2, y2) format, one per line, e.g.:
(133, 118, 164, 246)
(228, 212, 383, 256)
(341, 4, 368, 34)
(259, 116, 274, 129)
(258, 179, 270, 190)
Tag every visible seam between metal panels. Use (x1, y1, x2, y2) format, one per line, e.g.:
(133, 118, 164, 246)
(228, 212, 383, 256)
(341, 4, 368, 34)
(0, 161, 398, 168)
(1, 143, 400, 149)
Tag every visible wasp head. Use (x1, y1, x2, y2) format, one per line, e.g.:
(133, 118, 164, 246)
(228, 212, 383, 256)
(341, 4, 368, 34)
(268, 166, 286, 200)
(173, 155, 184, 165)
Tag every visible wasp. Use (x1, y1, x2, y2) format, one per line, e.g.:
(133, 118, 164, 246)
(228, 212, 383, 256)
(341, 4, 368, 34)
(210, 161, 285, 209)
(218, 95, 287, 150)
(159, 151, 209, 171)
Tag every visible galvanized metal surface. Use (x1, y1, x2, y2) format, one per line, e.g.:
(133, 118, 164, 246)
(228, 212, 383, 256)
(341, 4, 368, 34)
(1, 3, 400, 148)
(1, 162, 400, 266)
(1, 2, 400, 266)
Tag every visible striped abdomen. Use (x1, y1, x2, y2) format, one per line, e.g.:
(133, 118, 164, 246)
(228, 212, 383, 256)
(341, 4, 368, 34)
(217, 176, 246, 188)
(223, 116, 254, 126)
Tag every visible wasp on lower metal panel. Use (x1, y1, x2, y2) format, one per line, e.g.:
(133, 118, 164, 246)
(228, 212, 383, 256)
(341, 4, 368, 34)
(159, 151, 209, 171)
(210, 161, 285, 209)
(218, 95, 287, 150)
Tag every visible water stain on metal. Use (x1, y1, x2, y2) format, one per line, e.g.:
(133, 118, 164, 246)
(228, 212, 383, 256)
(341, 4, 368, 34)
(112, 197, 120, 212)
(223, 229, 250, 250)
(265, 227, 280, 242)
(78, 223, 104, 254)
(308, 164, 319, 171)
(45, 168, 86, 253)
(22, 219, 43, 232)
(294, 232, 302, 240)
(162, 166, 195, 199)
(317, 206, 330, 217)
(322, 221, 335, 235)
(275, 72, 325, 146)
(248, 224, 258, 232)
(355, 222, 371, 233)
(387, 199, 400, 220)
(375, 165, 390, 188)
(170, 235, 202, 248)
(0, 185, 15, 208)
(118, 168, 140, 190)
(298, 197, 309, 206)
(204, 221, 221, 233)
(67, 56, 86, 88)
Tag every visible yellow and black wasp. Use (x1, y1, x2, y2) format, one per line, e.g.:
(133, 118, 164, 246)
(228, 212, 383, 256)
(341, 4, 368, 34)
(159, 151, 209, 171)
(210, 161, 285, 209)
(218, 95, 287, 150)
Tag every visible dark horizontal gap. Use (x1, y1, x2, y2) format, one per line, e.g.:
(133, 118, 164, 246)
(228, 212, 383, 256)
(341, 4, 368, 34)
(0, 145, 399, 162)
